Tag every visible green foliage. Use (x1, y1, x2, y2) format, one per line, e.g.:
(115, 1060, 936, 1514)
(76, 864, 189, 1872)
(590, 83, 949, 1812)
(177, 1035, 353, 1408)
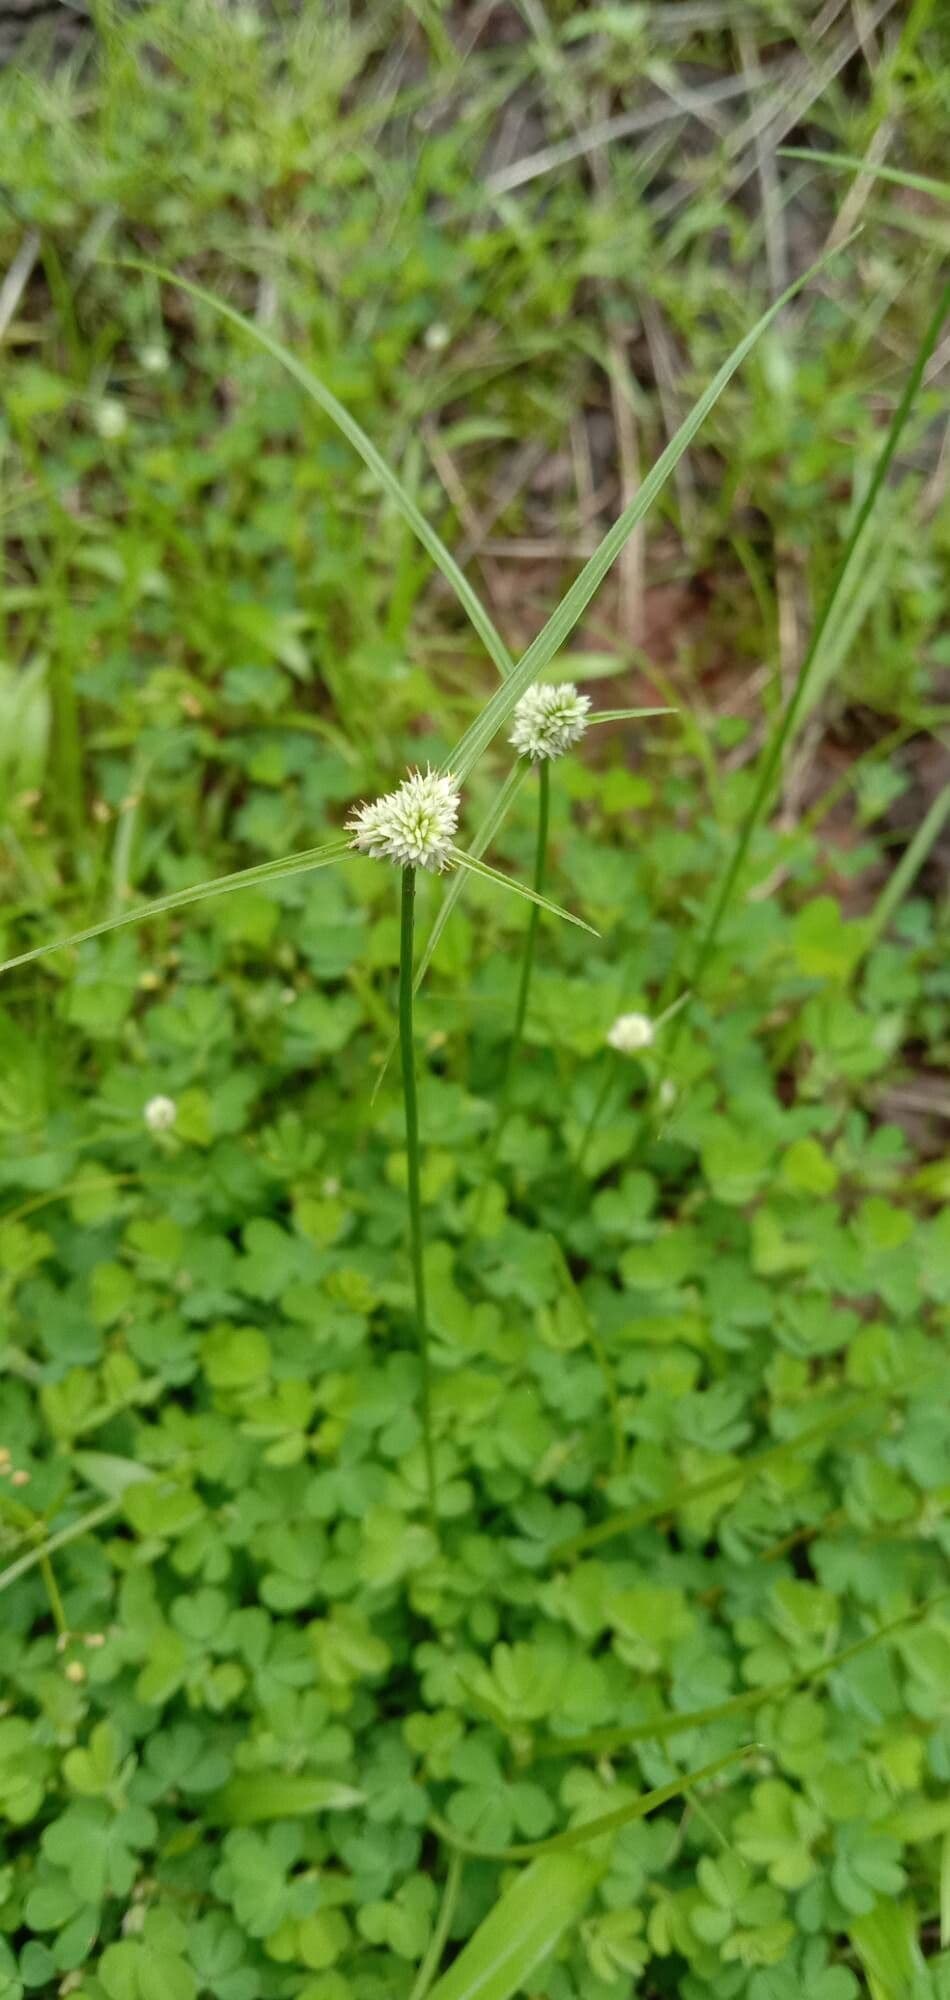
(1, 3, 948, 1998)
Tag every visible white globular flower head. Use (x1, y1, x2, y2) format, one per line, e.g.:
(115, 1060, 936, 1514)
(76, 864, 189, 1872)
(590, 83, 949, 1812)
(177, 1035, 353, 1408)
(144, 1094, 177, 1133)
(607, 1012, 655, 1055)
(346, 766, 461, 873)
(509, 681, 591, 762)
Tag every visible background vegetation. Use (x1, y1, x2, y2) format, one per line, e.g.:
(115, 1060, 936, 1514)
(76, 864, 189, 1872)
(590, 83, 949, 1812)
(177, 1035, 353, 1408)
(0, 3, 948, 1997)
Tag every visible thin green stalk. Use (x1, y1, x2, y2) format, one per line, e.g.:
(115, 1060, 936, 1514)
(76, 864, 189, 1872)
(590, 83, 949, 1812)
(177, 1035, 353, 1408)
(399, 867, 437, 1527)
(576, 1056, 618, 1172)
(671, 283, 949, 1035)
(779, 146, 950, 202)
(858, 783, 950, 964)
(478, 761, 549, 1209)
(408, 1851, 463, 2000)
(432, 1747, 750, 1861)
(576, 994, 687, 1170)
(0, 1499, 120, 1594)
(531, 1588, 950, 1763)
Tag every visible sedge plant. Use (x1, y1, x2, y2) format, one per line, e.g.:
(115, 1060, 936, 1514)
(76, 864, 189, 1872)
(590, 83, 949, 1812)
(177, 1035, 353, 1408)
(2, 238, 862, 1523)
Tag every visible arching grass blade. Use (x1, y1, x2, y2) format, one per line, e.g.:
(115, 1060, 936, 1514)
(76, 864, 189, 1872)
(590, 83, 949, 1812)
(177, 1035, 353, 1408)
(121, 259, 515, 684)
(443, 236, 860, 784)
(0, 838, 352, 976)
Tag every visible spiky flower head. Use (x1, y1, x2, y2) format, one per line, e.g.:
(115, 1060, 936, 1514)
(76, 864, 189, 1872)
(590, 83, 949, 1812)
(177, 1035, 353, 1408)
(607, 1011, 654, 1055)
(346, 766, 461, 873)
(509, 681, 590, 762)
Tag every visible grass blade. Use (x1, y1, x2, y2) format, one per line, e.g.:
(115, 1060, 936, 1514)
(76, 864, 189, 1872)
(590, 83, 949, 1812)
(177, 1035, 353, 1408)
(849, 1903, 928, 2000)
(552, 1392, 875, 1561)
(532, 1592, 949, 1761)
(0, 1500, 121, 1593)
(434, 1748, 749, 1861)
(122, 260, 515, 684)
(208, 1775, 365, 1824)
(450, 849, 597, 935)
(682, 281, 950, 1007)
(780, 147, 950, 201)
(421, 765, 529, 985)
(444, 237, 859, 783)
(426, 1853, 599, 2000)
(859, 783, 950, 961)
(0, 838, 351, 976)
(589, 706, 676, 724)
(409, 1852, 463, 2000)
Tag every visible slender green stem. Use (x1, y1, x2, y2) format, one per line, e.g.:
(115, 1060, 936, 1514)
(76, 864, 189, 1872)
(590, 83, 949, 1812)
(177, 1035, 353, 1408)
(408, 1850, 463, 2000)
(0, 1499, 120, 1595)
(399, 867, 438, 1526)
(859, 782, 950, 964)
(575, 1054, 618, 1173)
(666, 281, 949, 1051)
(478, 761, 549, 1209)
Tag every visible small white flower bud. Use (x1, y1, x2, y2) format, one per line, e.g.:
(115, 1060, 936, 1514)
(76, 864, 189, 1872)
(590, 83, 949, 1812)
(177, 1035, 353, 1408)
(347, 766, 461, 873)
(509, 682, 590, 762)
(139, 343, 169, 375)
(94, 398, 128, 440)
(144, 1094, 177, 1134)
(607, 1012, 655, 1055)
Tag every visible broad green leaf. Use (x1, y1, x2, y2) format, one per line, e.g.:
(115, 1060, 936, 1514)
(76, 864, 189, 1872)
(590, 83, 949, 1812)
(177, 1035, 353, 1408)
(444, 237, 859, 783)
(0, 838, 351, 977)
(207, 1774, 365, 1824)
(123, 260, 514, 684)
(426, 1853, 598, 2000)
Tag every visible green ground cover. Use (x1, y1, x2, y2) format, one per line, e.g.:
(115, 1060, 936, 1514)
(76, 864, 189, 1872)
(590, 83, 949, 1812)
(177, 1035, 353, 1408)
(0, 4, 948, 1997)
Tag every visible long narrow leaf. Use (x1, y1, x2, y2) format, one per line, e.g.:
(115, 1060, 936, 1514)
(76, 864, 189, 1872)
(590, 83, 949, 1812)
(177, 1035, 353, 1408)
(426, 1854, 599, 2000)
(589, 706, 676, 724)
(0, 1500, 121, 1593)
(434, 1748, 748, 1862)
(553, 1390, 884, 1561)
(422, 765, 529, 982)
(0, 838, 351, 976)
(849, 1903, 928, 2000)
(532, 1591, 950, 1761)
(682, 282, 949, 1005)
(860, 783, 950, 961)
(450, 848, 597, 935)
(780, 147, 950, 201)
(444, 237, 859, 783)
(409, 1853, 463, 2000)
(208, 1775, 365, 1825)
(123, 260, 515, 684)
